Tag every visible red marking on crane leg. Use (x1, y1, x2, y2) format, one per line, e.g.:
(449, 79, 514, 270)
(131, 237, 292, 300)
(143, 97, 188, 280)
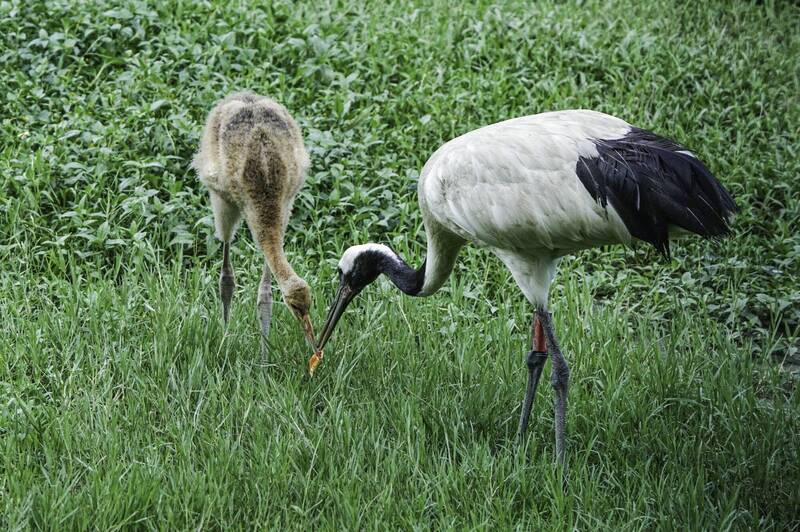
(533, 315, 547, 352)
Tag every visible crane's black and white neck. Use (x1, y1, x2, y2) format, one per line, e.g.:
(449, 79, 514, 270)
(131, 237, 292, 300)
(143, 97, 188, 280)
(317, 109, 736, 467)
(335, 239, 462, 297)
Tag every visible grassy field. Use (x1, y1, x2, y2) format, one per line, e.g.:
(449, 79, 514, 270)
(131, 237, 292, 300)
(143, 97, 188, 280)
(2, 0, 799, 529)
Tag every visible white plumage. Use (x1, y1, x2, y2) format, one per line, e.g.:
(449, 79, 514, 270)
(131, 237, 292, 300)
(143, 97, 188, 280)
(417, 110, 634, 302)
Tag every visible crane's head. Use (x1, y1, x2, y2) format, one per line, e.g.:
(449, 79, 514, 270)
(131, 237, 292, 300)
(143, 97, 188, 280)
(316, 244, 392, 351)
(283, 277, 316, 348)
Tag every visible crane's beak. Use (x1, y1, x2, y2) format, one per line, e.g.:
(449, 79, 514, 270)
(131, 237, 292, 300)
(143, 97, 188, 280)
(316, 283, 355, 351)
(300, 312, 316, 349)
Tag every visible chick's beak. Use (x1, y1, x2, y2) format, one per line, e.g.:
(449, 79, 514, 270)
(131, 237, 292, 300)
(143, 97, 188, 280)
(300, 312, 316, 348)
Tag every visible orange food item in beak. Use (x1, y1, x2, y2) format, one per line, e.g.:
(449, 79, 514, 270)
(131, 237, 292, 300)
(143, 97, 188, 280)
(308, 350, 323, 377)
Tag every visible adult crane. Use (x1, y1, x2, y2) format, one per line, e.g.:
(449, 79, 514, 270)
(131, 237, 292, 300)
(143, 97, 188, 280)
(315, 110, 737, 463)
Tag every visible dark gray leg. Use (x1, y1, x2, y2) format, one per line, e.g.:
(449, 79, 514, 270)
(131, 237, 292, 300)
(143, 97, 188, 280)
(257, 261, 273, 363)
(518, 312, 548, 436)
(538, 308, 570, 465)
(518, 349, 548, 436)
(219, 242, 235, 323)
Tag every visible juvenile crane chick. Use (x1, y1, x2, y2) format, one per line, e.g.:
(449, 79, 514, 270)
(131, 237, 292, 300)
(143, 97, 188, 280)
(192, 91, 315, 361)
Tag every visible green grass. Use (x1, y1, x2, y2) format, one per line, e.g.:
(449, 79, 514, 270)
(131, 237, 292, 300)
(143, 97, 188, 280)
(1, 0, 799, 529)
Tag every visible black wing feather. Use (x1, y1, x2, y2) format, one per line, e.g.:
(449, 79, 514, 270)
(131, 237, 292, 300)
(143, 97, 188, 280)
(576, 127, 737, 257)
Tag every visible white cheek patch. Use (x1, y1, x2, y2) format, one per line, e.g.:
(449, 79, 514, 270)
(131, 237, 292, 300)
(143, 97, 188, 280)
(338, 243, 395, 274)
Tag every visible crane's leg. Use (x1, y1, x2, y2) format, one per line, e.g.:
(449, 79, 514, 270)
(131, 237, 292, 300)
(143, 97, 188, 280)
(220, 242, 235, 323)
(210, 191, 241, 324)
(538, 308, 570, 465)
(518, 313, 548, 437)
(257, 261, 273, 364)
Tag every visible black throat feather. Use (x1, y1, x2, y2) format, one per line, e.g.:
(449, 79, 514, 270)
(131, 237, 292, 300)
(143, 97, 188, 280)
(375, 251, 426, 296)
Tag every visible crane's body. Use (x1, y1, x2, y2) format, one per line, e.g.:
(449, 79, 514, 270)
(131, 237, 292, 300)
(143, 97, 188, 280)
(317, 109, 737, 465)
(193, 92, 316, 360)
(194, 94, 309, 219)
(414, 109, 733, 303)
(422, 111, 630, 256)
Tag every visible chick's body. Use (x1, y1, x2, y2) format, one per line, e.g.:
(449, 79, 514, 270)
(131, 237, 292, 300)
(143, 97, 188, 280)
(193, 91, 314, 360)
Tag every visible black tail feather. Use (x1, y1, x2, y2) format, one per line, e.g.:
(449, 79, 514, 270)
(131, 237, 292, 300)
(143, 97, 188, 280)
(576, 127, 737, 257)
